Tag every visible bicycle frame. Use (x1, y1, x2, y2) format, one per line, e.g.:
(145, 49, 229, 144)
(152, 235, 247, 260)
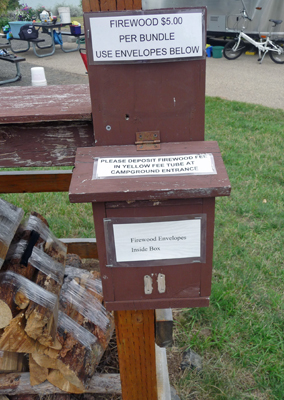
(233, 30, 282, 63)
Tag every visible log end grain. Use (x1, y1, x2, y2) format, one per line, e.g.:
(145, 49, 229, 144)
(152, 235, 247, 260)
(0, 300, 12, 329)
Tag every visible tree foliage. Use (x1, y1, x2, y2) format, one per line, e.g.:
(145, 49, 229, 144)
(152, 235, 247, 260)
(0, 0, 20, 14)
(8, 0, 21, 10)
(0, 0, 9, 15)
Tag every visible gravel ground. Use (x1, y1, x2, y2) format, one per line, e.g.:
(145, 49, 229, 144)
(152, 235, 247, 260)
(0, 32, 88, 86)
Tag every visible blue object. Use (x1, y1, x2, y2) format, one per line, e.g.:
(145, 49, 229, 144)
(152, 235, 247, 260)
(206, 46, 212, 57)
(53, 30, 63, 45)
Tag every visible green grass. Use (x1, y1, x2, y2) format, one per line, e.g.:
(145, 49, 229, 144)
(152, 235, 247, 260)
(1, 97, 284, 398)
(170, 98, 284, 400)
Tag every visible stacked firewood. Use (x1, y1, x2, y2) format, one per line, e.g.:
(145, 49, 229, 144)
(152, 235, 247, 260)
(0, 198, 114, 393)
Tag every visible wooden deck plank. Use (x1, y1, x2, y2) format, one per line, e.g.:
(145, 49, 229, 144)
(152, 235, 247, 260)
(0, 84, 91, 124)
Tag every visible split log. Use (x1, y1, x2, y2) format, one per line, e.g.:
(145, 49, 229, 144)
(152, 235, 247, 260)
(0, 300, 12, 329)
(0, 312, 61, 357)
(0, 270, 59, 349)
(0, 372, 122, 395)
(0, 351, 27, 372)
(29, 354, 48, 386)
(47, 370, 85, 394)
(0, 313, 45, 354)
(32, 310, 114, 393)
(30, 274, 114, 392)
(24, 270, 61, 347)
(24, 249, 65, 347)
(0, 214, 49, 303)
(2, 231, 42, 282)
(14, 213, 48, 246)
(0, 273, 27, 325)
(44, 239, 67, 265)
(1, 256, 36, 282)
(0, 198, 24, 269)
(16, 213, 67, 264)
(59, 278, 112, 349)
(63, 267, 103, 303)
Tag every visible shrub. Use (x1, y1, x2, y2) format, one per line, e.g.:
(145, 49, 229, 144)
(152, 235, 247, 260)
(0, 16, 9, 31)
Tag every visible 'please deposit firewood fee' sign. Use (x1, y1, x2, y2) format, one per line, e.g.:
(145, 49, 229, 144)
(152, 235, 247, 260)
(93, 153, 216, 179)
(88, 9, 204, 63)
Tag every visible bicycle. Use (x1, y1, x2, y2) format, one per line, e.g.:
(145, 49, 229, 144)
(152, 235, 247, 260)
(223, 3, 284, 64)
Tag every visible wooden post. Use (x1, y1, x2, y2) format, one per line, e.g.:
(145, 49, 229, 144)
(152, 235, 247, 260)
(115, 310, 157, 400)
(82, 0, 142, 12)
(81, 2, 157, 399)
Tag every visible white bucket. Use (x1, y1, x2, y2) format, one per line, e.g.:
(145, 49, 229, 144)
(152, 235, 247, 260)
(58, 7, 71, 23)
(31, 67, 47, 87)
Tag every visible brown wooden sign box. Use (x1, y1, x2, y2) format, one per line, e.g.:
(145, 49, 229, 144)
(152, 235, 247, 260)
(69, 141, 231, 311)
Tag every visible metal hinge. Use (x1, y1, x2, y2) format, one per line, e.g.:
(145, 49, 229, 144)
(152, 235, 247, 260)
(135, 131, 160, 151)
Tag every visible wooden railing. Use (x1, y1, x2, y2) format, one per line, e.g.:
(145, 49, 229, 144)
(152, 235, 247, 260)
(0, 84, 96, 258)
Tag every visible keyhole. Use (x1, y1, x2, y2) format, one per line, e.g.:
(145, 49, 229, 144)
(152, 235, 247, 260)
(125, 114, 130, 120)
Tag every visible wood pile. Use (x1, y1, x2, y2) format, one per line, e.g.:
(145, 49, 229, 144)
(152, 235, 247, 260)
(0, 198, 114, 394)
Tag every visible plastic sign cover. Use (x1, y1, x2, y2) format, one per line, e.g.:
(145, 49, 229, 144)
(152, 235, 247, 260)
(104, 215, 206, 267)
(93, 153, 216, 179)
(88, 9, 205, 63)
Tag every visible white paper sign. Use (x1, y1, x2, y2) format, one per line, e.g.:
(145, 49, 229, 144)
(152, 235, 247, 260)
(93, 153, 216, 179)
(113, 219, 201, 263)
(89, 11, 203, 63)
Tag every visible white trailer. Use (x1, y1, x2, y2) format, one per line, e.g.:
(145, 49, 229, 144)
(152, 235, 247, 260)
(142, 0, 284, 38)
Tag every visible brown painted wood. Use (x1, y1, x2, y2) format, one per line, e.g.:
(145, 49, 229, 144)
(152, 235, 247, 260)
(132, 0, 142, 9)
(0, 171, 72, 193)
(115, 310, 157, 400)
(96, 198, 210, 310)
(82, 0, 91, 12)
(83, 0, 141, 11)
(100, 0, 117, 11)
(200, 197, 215, 297)
(69, 141, 231, 204)
(87, 60, 205, 146)
(88, 0, 101, 11)
(117, 0, 126, 10)
(0, 121, 94, 168)
(0, 85, 91, 124)
(0, 372, 121, 394)
(109, 297, 209, 311)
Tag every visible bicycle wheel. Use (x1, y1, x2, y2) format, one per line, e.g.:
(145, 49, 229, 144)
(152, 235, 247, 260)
(223, 40, 246, 60)
(269, 40, 284, 64)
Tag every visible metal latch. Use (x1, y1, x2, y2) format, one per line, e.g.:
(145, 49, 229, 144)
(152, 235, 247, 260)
(157, 273, 166, 294)
(144, 275, 153, 295)
(135, 131, 160, 151)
